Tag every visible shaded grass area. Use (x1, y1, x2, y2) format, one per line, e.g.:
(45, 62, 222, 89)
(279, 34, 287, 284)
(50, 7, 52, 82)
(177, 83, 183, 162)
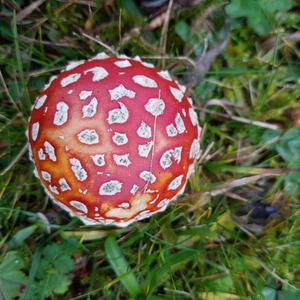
(1, 0, 300, 299)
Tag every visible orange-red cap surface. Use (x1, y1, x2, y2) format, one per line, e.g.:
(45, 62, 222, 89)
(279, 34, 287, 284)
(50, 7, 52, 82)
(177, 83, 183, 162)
(27, 54, 201, 226)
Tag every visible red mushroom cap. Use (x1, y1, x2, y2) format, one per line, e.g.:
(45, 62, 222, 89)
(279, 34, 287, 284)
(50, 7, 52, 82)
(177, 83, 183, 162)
(27, 53, 201, 227)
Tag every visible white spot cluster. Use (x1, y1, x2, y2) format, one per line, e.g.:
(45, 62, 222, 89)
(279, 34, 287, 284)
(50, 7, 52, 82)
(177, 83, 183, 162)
(135, 210, 152, 221)
(91, 154, 105, 166)
(146, 189, 159, 194)
(53, 102, 69, 126)
(79, 188, 88, 195)
(139, 171, 156, 183)
(158, 70, 172, 81)
(173, 147, 183, 163)
(119, 202, 130, 208)
(31, 122, 40, 141)
(34, 95, 47, 109)
(91, 52, 109, 60)
(144, 98, 165, 116)
(84, 67, 108, 82)
(166, 109, 190, 137)
(109, 84, 136, 101)
(170, 86, 184, 102)
(77, 129, 99, 145)
(160, 146, 183, 170)
(70, 158, 88, 181)
(176, 81, 187, 93)
(44, 141, 57, 162)
(133, 75, 157, 88)
(82, 97, 98, 118)
(107, 102, 129, 124)
(189, 107, 198, 126)
(189, 139, 201, 159)
(112, 132, 128, 146)
(141, 61, 154, 68)
(137, 121, 152, 138)
(41, 171, 51, 182)
(38, 148, 46, 160)
(118, 54, 129, 59)
(157, 199, 170, 209)
(60, 73, 81, 87)
(133, 55, 141, 62)
(114, 60, 132, 68)
(59, 178, 71, 191)
(167, 175, 184, 190)
(99, 180, 122, 195)
(187, 164, 195, 178)
(113, 154, 131, 167)
(175, 113, 186, 134)
(166, 124, 178, 137)
(138, 141, 153, 158)
(159, 149, 174, 170)
(33, 167, 38, 178)
(130, 184, 139, 194)
(70, 200, 88, 214)
(65, 60, 84, 71)
(79, 90, 92, 100)
(49, 185, 59, 194)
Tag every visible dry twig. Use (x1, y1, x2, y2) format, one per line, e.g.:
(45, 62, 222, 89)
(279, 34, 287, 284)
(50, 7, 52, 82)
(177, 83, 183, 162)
(81, 32, 118, 56)
(0, 143, 29, 176)
(198, 106, 280, 130)
(16, 0, 45, 23)
(182, 169, 286, 202)
(159, 0, 174, 60)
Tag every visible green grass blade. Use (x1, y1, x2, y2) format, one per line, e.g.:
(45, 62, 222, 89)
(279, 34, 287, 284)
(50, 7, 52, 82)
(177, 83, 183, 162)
(8, 225, 37, 249)
(104, 235, 141, 298)
(11, 11, 30, 111)
(143, 249, 197, 294)
(20, 247, 42, 300)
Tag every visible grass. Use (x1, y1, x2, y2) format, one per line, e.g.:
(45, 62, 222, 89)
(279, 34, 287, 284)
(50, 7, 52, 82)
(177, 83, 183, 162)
(1, 0, 300, 299)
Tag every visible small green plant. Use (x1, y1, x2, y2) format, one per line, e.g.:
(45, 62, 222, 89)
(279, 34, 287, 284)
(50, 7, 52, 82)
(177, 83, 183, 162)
(0, 251, 27, 300)
(22, 237, 81, 299)
(0, 235, 81, 300)
(261, 128, 300, 194)
(226, 0, 291, 35)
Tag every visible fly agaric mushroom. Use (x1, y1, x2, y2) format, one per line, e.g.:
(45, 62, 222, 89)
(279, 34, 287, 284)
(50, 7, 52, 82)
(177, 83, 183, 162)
(27, 53, 201, 227)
